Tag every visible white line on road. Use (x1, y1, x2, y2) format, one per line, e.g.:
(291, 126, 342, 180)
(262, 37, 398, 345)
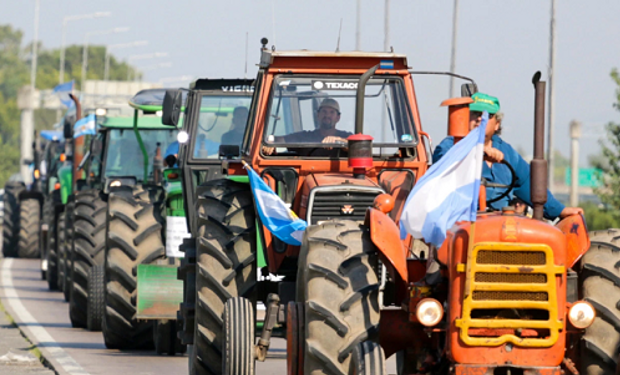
(1, 258, 90, 375)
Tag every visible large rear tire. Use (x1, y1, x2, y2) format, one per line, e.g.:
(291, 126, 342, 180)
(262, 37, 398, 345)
(193, 179, 257, 375)
(102, 185, 165, 350)
(18, 198, 40, 258)
(300, 220, 380, 375)
(3, 182, 24, 258)
(580, 229, 620, 375)
(69, 189, 107, 328)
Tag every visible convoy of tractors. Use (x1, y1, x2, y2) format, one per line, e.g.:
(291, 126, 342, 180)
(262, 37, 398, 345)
(2, 40, 614, 375)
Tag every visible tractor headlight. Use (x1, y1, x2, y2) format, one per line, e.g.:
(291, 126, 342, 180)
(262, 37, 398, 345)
(110, 180, 122, 187)
(568, 301, 595, 329)
(416, 298, 443, 327)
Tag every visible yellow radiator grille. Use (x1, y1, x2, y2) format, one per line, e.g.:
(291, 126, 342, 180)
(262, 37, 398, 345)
(476, 250, 546, 265)
(472, 291, 548, 301)
(474, 272, 547, 284)
(455, 242, 564, 348)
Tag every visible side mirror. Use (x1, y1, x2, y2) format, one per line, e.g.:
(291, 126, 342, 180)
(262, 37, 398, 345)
(461, 83, 478, 97)
(219, 145, 240, 159)
(162, 89, 182, 126)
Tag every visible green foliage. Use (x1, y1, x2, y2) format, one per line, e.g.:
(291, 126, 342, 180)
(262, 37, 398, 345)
(591, 68, 620, 210)
(580, 201, 620, 231)
(0, 24, 140, 187)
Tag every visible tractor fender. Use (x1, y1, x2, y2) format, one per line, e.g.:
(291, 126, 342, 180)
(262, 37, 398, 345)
(556, 213, 590, 268)
(18, 190, 44, 206)
(366, 208, 408, 287)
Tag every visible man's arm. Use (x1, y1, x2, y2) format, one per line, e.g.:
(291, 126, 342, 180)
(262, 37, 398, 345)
(431, 136, 455, 164)
(502, 142, 565, 220)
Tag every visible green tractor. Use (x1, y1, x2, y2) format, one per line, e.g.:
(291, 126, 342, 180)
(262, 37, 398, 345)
(91, 89, 182, 349)
(134, 79, 256, 356)
(160, 78, 259, 367)
(64, 90, 177, 338)
(3, 131, 48, 260)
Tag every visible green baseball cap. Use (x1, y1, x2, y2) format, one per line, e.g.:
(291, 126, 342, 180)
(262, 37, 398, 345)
(469, 93, 500, 114)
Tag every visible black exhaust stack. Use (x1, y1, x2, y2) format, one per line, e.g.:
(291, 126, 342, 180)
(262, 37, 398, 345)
(531, 72, 547, 221)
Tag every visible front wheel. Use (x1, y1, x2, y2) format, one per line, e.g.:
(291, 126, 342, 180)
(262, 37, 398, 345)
(300, 220, 380, 375)
(18, 198, 40, 258)
(352, 342, 386, 375)
(222, 297, 255, 375)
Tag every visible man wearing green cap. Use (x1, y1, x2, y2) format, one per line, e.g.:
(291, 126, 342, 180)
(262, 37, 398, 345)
(432, 92, 583, 220)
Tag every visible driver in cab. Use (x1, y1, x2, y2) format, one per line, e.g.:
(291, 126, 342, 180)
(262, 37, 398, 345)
(263, 98, 352, 156)
(433, 92, 583, 220)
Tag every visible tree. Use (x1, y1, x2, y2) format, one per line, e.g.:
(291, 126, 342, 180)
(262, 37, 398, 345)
(591, 68, 620, 211)
(0, 24, 141, 187)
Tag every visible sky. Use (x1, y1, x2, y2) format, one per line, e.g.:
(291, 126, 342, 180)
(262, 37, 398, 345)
(1, 0, 620, 167)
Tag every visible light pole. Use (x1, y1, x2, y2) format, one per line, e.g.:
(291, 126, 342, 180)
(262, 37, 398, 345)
(547, 0, 557, 193)
(127, 52, 168, 81)
(59, 11, 111, 85)
(104, 41, 149, 82)
(449, 0, 460, 98)
(21, 0, 40, 182)
(81, 27, 129, 92)
(569, 120, 581, 206)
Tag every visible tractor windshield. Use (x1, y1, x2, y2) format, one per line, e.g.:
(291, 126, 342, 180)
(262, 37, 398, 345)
(104, 128, 178, 180)
(191, 95, 253, 159)
(263, 75, 417, 157)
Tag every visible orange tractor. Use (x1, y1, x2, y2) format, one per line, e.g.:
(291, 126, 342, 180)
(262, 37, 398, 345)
(177, 43, 606, 375)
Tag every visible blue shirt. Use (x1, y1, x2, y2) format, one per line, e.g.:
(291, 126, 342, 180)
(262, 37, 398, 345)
(432, 135, 565, 220)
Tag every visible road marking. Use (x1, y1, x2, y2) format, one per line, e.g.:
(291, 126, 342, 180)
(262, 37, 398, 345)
(1, 259, 90, 375)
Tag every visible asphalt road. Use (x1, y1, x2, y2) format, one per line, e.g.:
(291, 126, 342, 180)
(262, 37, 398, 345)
(0, 258, 287, 375)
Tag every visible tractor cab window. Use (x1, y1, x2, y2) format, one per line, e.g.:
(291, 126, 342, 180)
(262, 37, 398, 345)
(263, 75, 417, 157)
(104, 128, 178, 181)
(191, 95, 252, 159)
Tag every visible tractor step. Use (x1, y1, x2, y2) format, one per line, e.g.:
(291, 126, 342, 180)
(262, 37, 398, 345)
(136, 264, 183, 320)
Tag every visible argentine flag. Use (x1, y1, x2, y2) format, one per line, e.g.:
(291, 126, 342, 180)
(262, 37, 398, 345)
(53, 80, 75, 108)
(245, 165, 308, 246)
(73, 114, 97, 138)
(400, 112, 489, 246)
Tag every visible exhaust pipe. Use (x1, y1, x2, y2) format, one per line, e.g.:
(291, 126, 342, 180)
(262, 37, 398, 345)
(531, 72, 547, 220)
(354, 64, 379, 134)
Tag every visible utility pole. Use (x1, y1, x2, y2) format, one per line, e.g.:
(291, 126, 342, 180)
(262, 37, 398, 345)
(356, 0, 361, 50)
(21, 0, 40, 183)
(547, 0, 557, 193)
(449, 0, 459, 98)
(384, 0, 390, 52)
(569, 120, 581, 207)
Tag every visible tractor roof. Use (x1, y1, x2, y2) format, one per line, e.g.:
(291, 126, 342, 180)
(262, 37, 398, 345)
(128, 88, 167, 112)
(259, 50, 409, 70)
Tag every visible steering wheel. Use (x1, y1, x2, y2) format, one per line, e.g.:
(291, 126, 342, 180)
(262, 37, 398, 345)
(483, 159, 517, 205)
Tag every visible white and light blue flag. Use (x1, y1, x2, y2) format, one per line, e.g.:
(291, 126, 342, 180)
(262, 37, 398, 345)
(245, 165, 308, 246)
(53, 80, 75, 108)
(73, 114, 97, 138)
(399, 112, 489, 246)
